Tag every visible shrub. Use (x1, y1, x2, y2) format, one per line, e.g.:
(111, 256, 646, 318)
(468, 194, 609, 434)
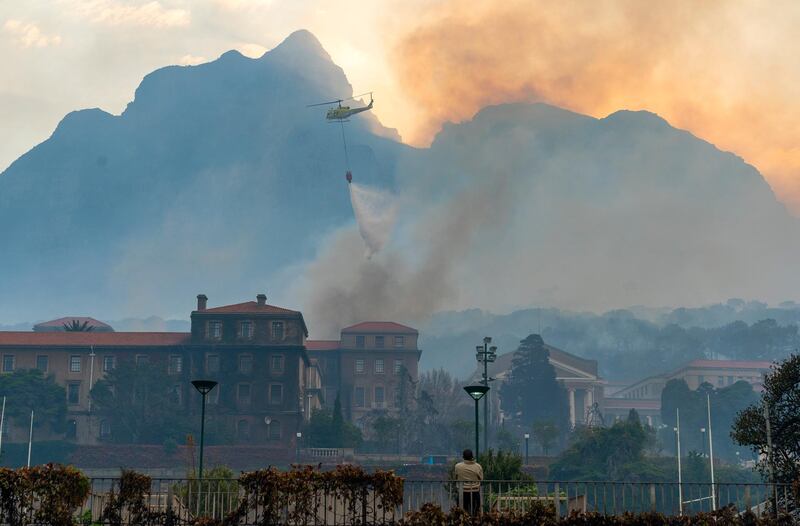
(0, 464, 89, 526)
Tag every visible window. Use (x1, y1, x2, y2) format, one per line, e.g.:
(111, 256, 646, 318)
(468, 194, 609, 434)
(269, 384, 284, 405)
(237, 383, 251, 405)
(68, 383, 80, 405)
(374, 386, 385, 408)
(356, 335, 365, 348)
(268, 420, 282, 440)
(206, 354, 220, 373)
(271, 321, 284, 341)
(393, 336, 405, 348)
(375, 336, 384, 348)
(208, 321, 222, 340)
(698, 375, 705, 384)
(240, 320, 253, 339)
(355, 359, 365, 374)
(354, 387, 365, 408)
(168, 355, 183, 375)
(36, 355, 49, 372)
(70, 355, 81, 373)
(100, 420, 111, 439)
(271, 355, 284, 374)
(375, 359, 384, 374)
(237, 420, 250, 439)
(2, 355, 13, 373)
(727, 375, 734, 385)
(103, 356, 115, 372)
(136, 354, 149, 366)
(239, 355, 253, 374)
(394, 360, 403, 375)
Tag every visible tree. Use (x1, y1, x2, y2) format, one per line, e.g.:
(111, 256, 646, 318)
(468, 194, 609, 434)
(732, 353, 800, 483)
(62, 320, 94, 332)
(304, 393, 362, 449)
(531, 420, 559, 455)
(0, 369, 66, 432)
(90, 359, 191, 444)
(372, 415, 401, 453)
(499, 334, 568, 431)
(550, 417, 661, 481)
(495, 427, 519, 453)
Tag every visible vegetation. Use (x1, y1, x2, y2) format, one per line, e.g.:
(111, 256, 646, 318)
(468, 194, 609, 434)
(90, 359, 192, 444)
(62, 319, 94, 332)
(661, 378, 758, 460)
(531, 420, 560, 456)
(304, 393, 362, 449)
(550, 412, 663, 481)
(0, 369, 66, 433)
(0, 464, 90, 526)
(732, 353, 800, 483)
(499, 334, 569, 435)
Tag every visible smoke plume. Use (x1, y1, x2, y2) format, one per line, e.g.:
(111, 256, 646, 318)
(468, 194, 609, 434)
(392, 0, 800, 212)
(348, 182, 397, 257)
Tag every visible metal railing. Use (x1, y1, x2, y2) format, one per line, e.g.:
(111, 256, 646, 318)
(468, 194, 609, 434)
(41, 478, 800, 525)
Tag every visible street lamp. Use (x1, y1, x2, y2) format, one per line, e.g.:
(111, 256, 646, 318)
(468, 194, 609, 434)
(191, 380, 218, 480)
(523, 433, 530, 465)
(464, 385, 489, 460)
(475, 338, 497, 452)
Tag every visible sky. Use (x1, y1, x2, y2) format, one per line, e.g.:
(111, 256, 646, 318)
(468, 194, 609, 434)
(2, 0, 800, 212)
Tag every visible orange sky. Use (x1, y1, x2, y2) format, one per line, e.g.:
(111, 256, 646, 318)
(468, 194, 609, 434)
(383, 0, 800, 213)
(3, 0, 799, 212)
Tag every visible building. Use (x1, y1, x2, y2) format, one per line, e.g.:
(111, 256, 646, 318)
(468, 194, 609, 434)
(478, 343, 604, 427)
(0, 294, 317, 449)
(33, 317, 113, 333)
(306, 322, 421, 428)
(603, 359, 774, 425)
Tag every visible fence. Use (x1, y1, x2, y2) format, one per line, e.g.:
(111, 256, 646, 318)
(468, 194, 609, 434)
(67, 478, 795, 525)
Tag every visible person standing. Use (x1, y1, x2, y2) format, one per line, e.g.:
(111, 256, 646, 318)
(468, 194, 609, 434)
(454, 449, 483, 516)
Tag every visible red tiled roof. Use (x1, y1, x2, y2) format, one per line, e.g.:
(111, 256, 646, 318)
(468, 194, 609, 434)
(341, 322, 418, 334)
(0, 332, 190, 347)
(33, 317, 113, 330)
(305, 340, 341, 351)
(682, 359, 774, 370)
(199, 301, 300, 315)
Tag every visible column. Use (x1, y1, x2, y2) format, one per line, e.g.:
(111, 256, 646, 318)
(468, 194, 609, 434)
(568, 388, 576, 427)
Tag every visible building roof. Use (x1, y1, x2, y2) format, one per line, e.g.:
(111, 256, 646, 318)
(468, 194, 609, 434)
(200, 302, 301, 315)
(678, 359, 774, 371)
(341, 322, 418, 334)
(33, 317, 114, 332)
(305, 340, 341, 351)
(0, 331, 191, 347)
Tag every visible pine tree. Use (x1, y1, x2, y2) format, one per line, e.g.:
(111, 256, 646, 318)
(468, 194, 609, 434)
(331, 391, 345, 447)
(499, 334, 568, 430)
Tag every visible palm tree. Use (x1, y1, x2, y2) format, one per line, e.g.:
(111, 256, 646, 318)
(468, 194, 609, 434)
(63, 320, 94, 332)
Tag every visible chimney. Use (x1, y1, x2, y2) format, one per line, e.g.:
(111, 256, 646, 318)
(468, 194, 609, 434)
(257, 294, 267, 306)
(197, 294, 208, 311)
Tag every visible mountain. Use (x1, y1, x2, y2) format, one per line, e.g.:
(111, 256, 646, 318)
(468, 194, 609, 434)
(0, 30, 407, 320)
(2, 30, 800, 335)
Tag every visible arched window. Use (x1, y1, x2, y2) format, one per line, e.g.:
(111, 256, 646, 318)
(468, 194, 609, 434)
(267, 420, 281, 440)
(66, 419, 77, 439)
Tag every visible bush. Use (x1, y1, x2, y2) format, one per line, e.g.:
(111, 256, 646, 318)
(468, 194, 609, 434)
(0, 464, 89, 526)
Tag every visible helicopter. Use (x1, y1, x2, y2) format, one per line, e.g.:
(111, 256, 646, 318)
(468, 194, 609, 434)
(308, 92, 373, 122)
(308, 92, 374, 184)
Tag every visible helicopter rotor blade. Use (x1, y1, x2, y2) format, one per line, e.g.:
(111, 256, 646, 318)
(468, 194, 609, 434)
(307, 99, 343, 108)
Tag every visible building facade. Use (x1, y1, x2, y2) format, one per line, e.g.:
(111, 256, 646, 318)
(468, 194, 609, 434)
(306, 322, 421, 428)
(480, 343, 604, 428)
(0, 294, 317, 450)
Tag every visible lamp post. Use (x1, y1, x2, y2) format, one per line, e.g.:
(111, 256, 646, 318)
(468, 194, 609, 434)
(675, 408, 683, 516)
(523, 433, 530, 465)
(464, 385, 489, 460)
(191, 380, 218, 480)
(475, 338, 497, 452)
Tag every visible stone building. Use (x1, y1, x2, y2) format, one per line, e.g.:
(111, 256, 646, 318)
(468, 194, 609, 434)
(306, 322, 421, 428)
(0, 294, 319, 450)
